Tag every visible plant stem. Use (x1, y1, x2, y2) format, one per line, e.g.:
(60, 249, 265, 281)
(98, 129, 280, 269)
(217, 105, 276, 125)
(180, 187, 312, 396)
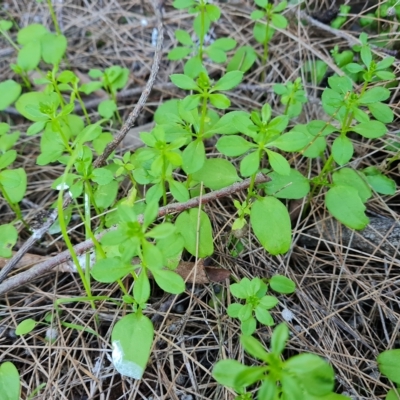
(46, 0, 62, 35)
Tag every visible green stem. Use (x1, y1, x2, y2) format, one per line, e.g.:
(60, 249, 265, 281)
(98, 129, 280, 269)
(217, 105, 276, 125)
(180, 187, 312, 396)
(198, 1, 205, 60)
(75, 89, 91, 125)
(57, 191, 95, 311)
(0, 186, 29, 229)
(46, 0, 61, 35)
(0, 28, 19, 50)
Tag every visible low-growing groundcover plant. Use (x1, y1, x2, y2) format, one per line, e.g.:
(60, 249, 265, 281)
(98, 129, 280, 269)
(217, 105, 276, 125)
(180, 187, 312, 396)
(0, 0, 400, 398)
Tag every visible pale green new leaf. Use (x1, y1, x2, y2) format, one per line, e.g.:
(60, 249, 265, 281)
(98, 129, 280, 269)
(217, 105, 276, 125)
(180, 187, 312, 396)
(325, 185, 369, 229)
(192, 158, 240, 190)
(175, 209, 214, 257)
(250, 196, 291, 255)
(111, 313, 153, 379)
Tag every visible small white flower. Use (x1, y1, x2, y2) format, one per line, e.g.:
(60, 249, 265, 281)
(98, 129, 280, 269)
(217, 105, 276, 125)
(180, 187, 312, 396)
(141, 18, 148, 27)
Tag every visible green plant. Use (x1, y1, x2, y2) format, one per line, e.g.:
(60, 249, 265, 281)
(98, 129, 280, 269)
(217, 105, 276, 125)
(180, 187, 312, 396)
(227, 276, 296, 335)
(0, 361, 20, 400)
(251, 0, 288, 72)
(212, 323, 350, 399)
(378, 349, 400, 400)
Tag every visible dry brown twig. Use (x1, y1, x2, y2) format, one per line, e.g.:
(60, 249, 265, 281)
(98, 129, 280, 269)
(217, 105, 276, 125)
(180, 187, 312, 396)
(0, 2, 164, 284)
(0, 174, 270, 295)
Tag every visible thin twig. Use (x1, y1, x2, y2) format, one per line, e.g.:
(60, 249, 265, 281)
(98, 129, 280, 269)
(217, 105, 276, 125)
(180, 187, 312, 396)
(0, 3, 164, 284)
(0, 174, 270, 295)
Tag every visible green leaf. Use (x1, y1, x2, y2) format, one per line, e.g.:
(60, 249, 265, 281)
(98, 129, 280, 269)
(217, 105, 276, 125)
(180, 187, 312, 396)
(227, 303, 243, 318)
(91, 167, 114, 185)
(359, 87, 390, 104)
(386, 389, 400, 400)
(258, 295, 279, 310)
(368, 102, 394, 124)
(0, 168, 27, 203)
(378, 349, 400, 384)
(284, 353, 335, 396)
(332, 135, 353, 166)
(98, 99, 117, 119)
(0, 150, 16, 169)
(235, 365, 267, 388)
(76, 124, 102, 144)
(240, 150, 259, 177)
(205, 4, 221, 21)
(18, 41, 41, 70)
(15, 91, 49, 122)
(170, 74, 199, 90)
(0, 80, 21, 110)
(192, 158, 240, 190)
(271, 13, 288, 29)
(270, 275, 296, 294)
(216, 135, 255, 156)
(209, 93, 230, 109)
(325, 185, 369, 229)
(207, 111, 250, 135)
(142, 241, 163, 269)
(0, 361, 20, 400)
(111, 312, 154, 379)
(168, 46, 192, 60)
(169, 179, 189, 202)
(41, 33, 67, 65)
(212, 71, 243, 91)
(241, 316, 257, 335)
(268, 130, 311, 152)
(230, 279, 250, 298)
(363, 167, 396, 195)
(175, 208, 214, 257)
(255, 307, 274, 326)
(250, 196, 291, 255)
(0, 20, 13, 31)
(16, 318, 36, 335)
(332, 168, 372, 203)
(91, 257, 133, 283)
(17, 23, 48, 45)
(264, 169, 310, 199)
(258, 377, 279, 400)
(227, 46, 257, 73)
(240, 335, 270, 362)
(79, 81, 103, 95)
(266, 149, 290, 175)
(182, 140, 205, 174)
(212, 359, 252, 392)
(151, 268, 185, 294)
(271, 323, 289, 356)
(351, 121, 387, 138)
(175, 29, 193, 46)
(0, 224, 18, 258)
(133, 269, 150, 304)
(94, 180, 118, 208)
(145, 223, 176, 239)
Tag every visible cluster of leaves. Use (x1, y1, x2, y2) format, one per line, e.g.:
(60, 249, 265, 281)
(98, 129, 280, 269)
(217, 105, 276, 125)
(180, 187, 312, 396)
(227, 276, 295, 335)
(213, 323, 351, 400)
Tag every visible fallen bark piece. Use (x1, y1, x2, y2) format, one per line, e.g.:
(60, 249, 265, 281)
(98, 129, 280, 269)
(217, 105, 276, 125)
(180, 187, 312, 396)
(299, 215, 400, 257)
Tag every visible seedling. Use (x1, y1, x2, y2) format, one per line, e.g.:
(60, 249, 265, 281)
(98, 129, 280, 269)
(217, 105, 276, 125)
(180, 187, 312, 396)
(212, 323, 351, 399)
(227, 276, 296, 335)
